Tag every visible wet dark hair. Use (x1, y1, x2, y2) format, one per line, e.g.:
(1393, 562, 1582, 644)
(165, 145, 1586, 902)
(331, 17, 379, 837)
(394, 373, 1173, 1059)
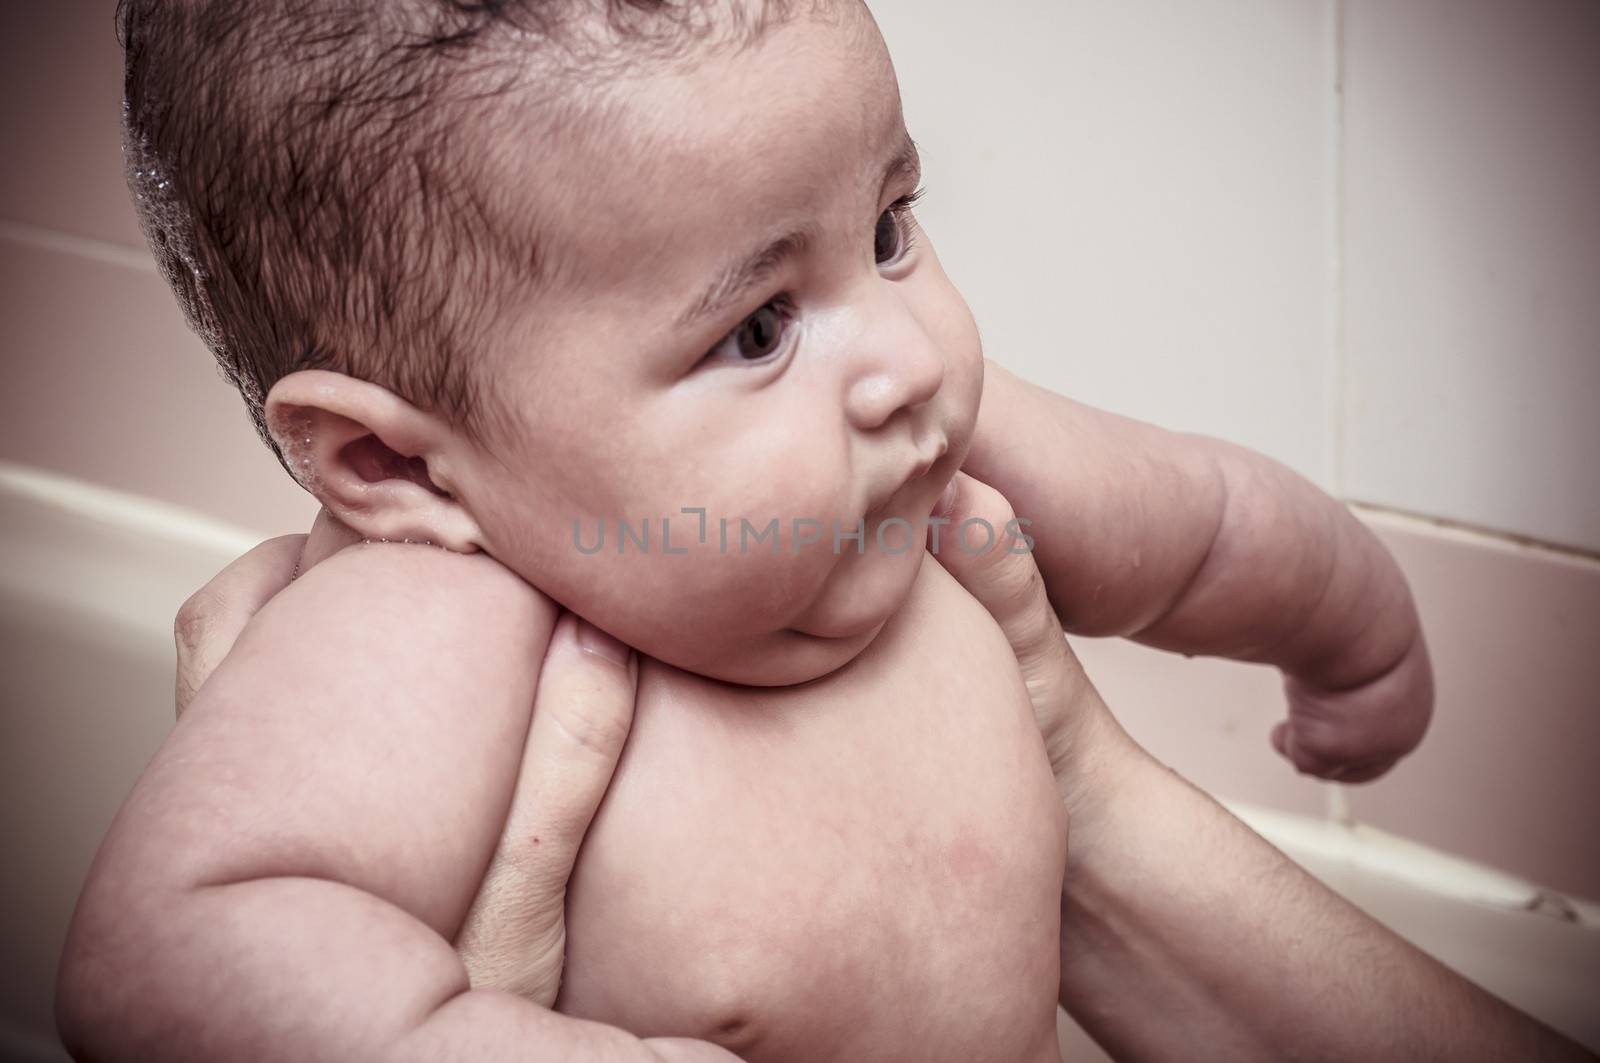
(117, 0, 801, 466)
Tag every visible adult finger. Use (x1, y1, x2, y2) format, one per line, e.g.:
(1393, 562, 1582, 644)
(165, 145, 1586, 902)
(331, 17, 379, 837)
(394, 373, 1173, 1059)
(174, 533, 306, 718)
(299, 505, 364, 570)
(930, 472, 1092, 777)
(456, 612, 638, 1006)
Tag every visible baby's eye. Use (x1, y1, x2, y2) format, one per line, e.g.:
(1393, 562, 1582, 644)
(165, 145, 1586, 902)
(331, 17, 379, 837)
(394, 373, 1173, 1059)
(873, 208, 904, 265)
(705, 296, 794, 365)
(736, 302, 785, 359)
(874, 187, 924, 268)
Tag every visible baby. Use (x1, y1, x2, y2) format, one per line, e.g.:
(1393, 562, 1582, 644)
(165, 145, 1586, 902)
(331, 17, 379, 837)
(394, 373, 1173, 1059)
(60, 1, 1433, 1060)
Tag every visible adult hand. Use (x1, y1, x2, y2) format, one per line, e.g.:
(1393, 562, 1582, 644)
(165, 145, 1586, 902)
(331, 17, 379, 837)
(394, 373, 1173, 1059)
(174, 507, 357, 717)
(453, 609, 637, 1005)
(929, 472, 1135, 812)
(168, 508, 641, 1010)
(173, 532, 304, 718)
(931, 472, 1590, 1062)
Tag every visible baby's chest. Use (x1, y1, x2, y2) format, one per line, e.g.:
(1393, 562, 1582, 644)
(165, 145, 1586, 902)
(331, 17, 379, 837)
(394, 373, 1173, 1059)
(555, 568, 1067, 1062)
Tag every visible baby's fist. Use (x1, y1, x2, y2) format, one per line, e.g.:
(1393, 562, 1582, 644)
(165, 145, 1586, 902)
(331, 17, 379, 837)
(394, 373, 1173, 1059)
(1272, 635, 1434, 783)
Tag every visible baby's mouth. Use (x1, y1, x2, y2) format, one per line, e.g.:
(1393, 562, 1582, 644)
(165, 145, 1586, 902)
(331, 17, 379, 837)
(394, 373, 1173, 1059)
(907, 438, 949, 483)
(864, 437, 950, 518)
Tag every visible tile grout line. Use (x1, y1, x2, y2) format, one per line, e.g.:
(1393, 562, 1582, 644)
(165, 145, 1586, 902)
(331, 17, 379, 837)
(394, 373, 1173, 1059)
(1324, 0, 1349, 826)
(1326, 0, 1347, 499)
(1350, 499, 1600, 566)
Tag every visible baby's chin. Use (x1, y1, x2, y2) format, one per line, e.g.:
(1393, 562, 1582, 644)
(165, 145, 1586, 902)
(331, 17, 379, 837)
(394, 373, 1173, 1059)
(649, 539, 929, 687)
(678, 625, 887, 687)
(788, 531, 927, 638)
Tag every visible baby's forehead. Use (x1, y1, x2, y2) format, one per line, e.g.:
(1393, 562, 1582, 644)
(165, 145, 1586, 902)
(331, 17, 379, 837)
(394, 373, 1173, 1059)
(487, 11, 904, 313)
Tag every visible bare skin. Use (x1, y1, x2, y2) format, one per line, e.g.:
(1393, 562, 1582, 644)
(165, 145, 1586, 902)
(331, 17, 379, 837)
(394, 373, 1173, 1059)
(555, 554, 1066, 1061)
(59, 512, 1063, 1063)
(216, 513, 1068, 1061)
(108, 485, 1592, 1063)
(61, 536, 741, 1063)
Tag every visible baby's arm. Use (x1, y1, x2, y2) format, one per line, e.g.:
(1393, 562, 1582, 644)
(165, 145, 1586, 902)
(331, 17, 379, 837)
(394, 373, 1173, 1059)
(56, 544, 728, 1062)
(963, 359, 1432, 780)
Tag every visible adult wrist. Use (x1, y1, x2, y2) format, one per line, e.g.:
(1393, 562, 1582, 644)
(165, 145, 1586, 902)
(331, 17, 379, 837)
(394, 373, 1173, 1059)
(1052, 697, 1147, 875)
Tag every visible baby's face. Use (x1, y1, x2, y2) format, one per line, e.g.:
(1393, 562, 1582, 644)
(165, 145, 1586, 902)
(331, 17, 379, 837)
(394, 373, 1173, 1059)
(455, 6, 983, 685)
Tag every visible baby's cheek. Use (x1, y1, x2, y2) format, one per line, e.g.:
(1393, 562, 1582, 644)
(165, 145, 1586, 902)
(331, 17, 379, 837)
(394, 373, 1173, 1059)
(660, 528, 839, 624)
(910, 255, 985, 423)
(948, 297, 985, 388)
(940, 314, 985, 458)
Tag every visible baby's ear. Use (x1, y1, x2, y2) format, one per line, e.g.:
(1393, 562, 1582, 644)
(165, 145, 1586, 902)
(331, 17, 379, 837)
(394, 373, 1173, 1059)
(264, 370, 483, 553)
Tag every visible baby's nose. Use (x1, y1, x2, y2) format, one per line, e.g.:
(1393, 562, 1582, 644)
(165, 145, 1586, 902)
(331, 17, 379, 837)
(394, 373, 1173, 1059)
(845, 339, 946, 431)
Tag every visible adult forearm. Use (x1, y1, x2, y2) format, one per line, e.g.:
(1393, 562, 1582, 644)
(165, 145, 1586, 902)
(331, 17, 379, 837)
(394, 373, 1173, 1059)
(1056, 722, 1588, 1062)
(935, 465, 1575, 1058)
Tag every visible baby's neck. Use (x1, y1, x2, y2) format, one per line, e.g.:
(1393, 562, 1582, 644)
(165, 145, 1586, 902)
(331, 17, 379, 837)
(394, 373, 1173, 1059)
(642, 562, 936, 691)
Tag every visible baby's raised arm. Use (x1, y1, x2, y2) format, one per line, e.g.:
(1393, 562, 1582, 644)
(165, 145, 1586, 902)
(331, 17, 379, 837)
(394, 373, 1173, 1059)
(963, 359, 1432, 780)
(56, 544, 730, 1062)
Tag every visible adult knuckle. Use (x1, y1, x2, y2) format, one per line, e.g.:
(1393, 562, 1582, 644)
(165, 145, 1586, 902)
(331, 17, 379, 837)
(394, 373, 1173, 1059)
(493, 828, 568, 883)
(962, 476, 1011, 517)
(988, 553, 1046, 622)
(173, 588, 224, 655)
(549, 697, 630, 759)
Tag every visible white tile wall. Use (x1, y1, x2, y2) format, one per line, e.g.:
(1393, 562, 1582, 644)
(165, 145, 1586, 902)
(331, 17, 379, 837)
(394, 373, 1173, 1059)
(1346, 512, 1600, 899)
(1340, 0, 1600, 553)
(873, 0, 1339, 487)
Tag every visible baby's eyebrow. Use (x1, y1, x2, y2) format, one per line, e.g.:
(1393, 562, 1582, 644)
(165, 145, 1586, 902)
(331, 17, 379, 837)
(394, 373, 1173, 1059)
(882, 131, 922, 192)
(676, 226, 816, 332)
(674, 131, 923, 333)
